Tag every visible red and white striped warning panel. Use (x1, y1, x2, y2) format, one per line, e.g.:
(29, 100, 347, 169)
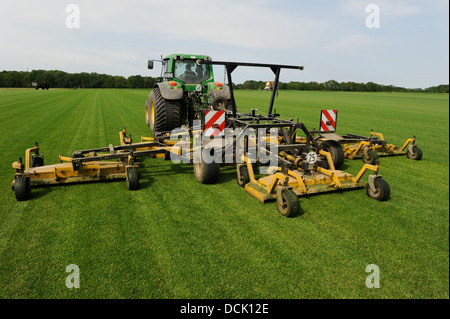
(204, 111, 225, 137)
(319, 109, 338, 132)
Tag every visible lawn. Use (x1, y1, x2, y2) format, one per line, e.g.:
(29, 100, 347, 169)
(0, 88, 448, 298)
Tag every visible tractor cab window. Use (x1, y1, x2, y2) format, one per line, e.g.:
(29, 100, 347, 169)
(174, 60, 210, 84)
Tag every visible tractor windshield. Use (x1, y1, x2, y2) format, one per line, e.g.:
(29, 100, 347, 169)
(174, 60, 210, 84)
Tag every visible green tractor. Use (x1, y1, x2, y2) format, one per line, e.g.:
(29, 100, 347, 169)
(146, 54, 231, 134)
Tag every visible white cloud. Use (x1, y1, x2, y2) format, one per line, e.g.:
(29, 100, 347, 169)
(77, 0, 327, 50)
(0, 0, 447, 87)
(342, 0, 423, 18)
(325, 34, 385, 57)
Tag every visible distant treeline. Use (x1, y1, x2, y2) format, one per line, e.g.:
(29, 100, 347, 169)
(237, 80, 449, 93)
(0, 70, 160, 89)
(0, 70, 448, 93)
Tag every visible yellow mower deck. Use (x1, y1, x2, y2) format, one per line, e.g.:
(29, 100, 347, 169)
(11, 130, 183, 201)
(343, 132, 417, 160)
(239, 150, 383, 216)
(12, 160, 131, 187)
(245, 169, 364, 203)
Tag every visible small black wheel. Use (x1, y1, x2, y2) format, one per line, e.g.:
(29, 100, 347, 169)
(407, 146, 423, 160)
(127, 167, 139, 190)
(14, 175, 31, 201)
(32, 156, 44, 167)
(237, 165, 250, 187)
(193, 149, 220, 184)
(366, 178, 390, 201)
(363, 149, 379, 165)
(276, 189, 300, 217)
(320, 140, 345, 169)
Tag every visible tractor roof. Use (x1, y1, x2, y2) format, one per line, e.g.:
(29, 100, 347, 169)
(164, 54, 211, 61)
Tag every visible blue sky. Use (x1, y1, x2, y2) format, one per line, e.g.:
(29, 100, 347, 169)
(1, 0, 448, 88)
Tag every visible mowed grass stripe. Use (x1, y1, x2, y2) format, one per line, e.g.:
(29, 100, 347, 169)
(0, 89, 448, 298)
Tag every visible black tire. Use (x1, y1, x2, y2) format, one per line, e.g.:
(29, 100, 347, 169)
(14, 175, 31, 201)
(363, 149, 379, 165)
(320, 140, 345, 170)
(193, 150, 220, 184)
(146, 87, 183, 133)
(237, 165, 250, 187)
(276, 189, 300, 217)
(366, 178, 390, 201)
(407, 146, 423, 160)
(32, 156, 44, 167)
(212, 96, 228, 111)
(126, 167, 139, 191)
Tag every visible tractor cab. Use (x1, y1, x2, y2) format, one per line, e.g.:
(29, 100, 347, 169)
(149, 54, 214, 85)
(173, 59, 210, 84)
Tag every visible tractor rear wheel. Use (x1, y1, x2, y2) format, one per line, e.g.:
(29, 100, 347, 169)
(407, 146, 423, 160)
(320, 140, 345, 169)
(146, 87, 182, 133)
(14, 175, 31, 201)
(276, 189, 300, 217)
(366, 178, 390, 201)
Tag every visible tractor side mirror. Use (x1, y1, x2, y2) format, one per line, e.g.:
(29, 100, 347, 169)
(148, 60, 154, 69)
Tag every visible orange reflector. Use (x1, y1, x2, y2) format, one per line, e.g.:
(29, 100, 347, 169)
(168, 81, 177, 87)
(215, 82, 223, 87)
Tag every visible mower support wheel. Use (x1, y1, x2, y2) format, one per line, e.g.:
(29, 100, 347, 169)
(237, 165, 250, 187)
(14, 175, 31, 201)
(363, 149, 379, 165)
(126, 167, 139, 190)
(366, 178, 390, 201)
(407, 146, 423, 160)
(276, 189, 300, 217)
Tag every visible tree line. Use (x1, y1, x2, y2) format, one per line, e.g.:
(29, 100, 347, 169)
(237, 80, 449, 93)
(0, 70, 448, 93)
(0, 70, 160, 89)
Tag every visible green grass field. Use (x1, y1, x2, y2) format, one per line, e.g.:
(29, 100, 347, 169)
(0, 88, 448, 298)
